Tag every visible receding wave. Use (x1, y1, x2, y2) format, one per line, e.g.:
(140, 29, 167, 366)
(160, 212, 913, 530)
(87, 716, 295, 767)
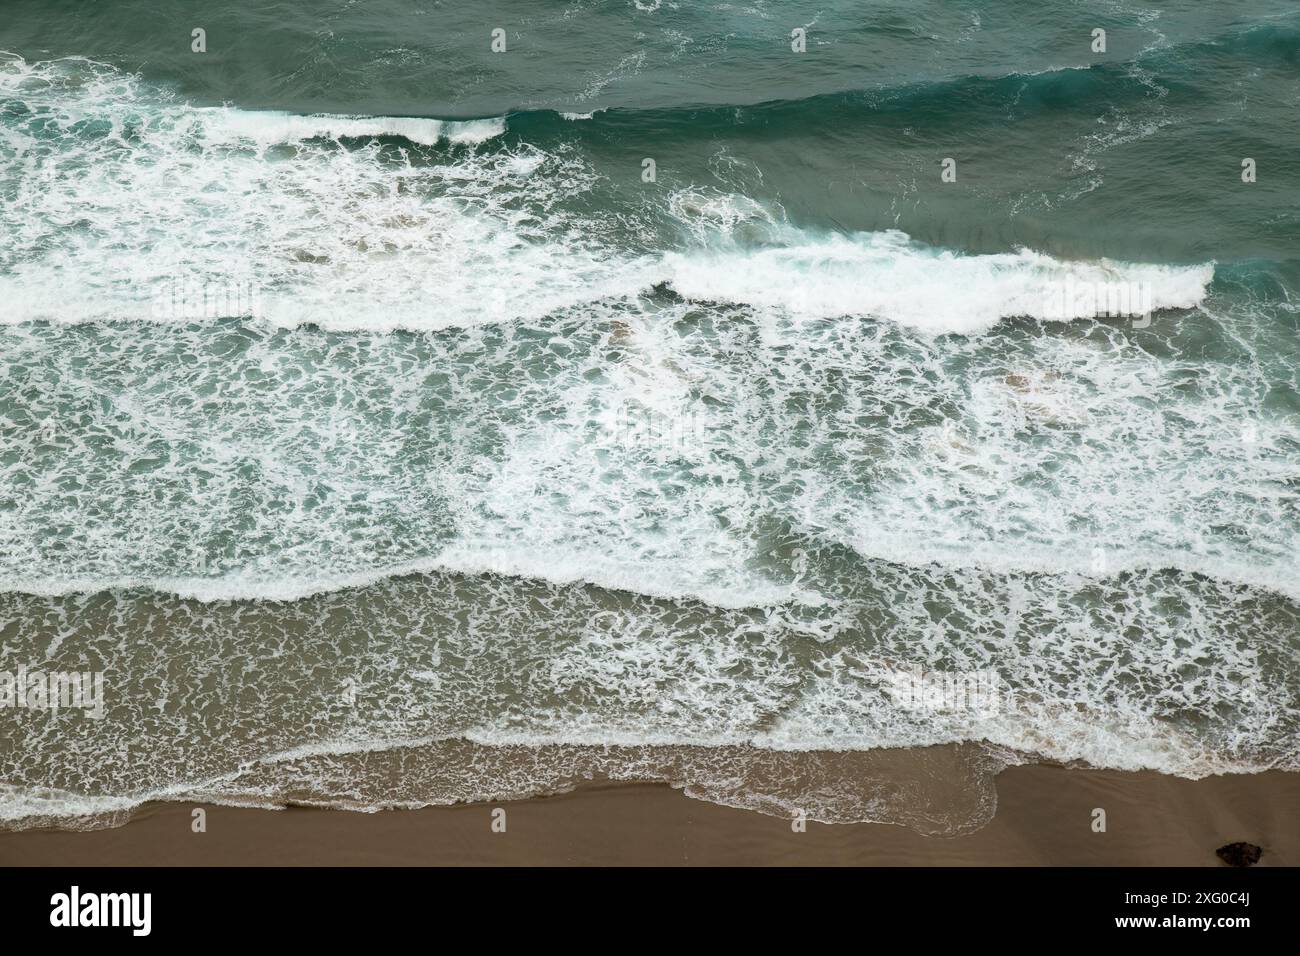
(0, 741, 1011, 835)
(1, 562, 1295, 831)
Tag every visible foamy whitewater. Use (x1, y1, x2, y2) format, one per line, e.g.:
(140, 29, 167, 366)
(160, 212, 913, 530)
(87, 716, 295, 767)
(1, 1, 1298, 833)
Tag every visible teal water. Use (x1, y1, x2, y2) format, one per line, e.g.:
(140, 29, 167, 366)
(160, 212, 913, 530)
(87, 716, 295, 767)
(0, 1, 1297, 831)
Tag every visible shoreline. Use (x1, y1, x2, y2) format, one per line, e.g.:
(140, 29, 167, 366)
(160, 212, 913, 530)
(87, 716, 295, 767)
(1, 763, 1295, 866)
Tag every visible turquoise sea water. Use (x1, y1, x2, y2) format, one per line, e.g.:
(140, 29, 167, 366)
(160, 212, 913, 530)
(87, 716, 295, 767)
(0, 1, 1296, 830)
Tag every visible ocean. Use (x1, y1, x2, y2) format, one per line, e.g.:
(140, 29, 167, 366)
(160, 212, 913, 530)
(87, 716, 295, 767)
(0, 0, 1296, 833)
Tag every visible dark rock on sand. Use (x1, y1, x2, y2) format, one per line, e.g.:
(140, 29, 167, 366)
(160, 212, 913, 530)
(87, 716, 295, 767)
(1216, 842, 1262, 867)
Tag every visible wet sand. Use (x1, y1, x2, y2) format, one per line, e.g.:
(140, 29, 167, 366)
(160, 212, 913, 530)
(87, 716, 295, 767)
(1, 763, 1296, 866)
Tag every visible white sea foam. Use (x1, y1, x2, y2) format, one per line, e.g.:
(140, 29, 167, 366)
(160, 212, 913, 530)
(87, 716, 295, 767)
(0, 54, 1296, 830)
(0, 54, 1213, 335)
(198, 109, 507, 147)
(1, 549, 815, 609)
(1, 479, 1295, 831)
(2, 295, 1296, 609)
(663, 229, 1213, 335)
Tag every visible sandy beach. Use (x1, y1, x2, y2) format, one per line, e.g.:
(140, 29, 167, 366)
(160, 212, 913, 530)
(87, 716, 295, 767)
(2, 763, 1295, 867)
(2, 4, 1298, 878)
